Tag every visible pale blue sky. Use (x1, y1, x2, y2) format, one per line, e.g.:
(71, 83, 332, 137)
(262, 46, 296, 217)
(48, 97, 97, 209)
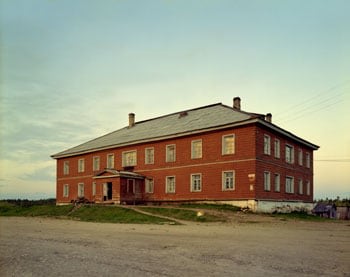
(1, 0, 349, 199)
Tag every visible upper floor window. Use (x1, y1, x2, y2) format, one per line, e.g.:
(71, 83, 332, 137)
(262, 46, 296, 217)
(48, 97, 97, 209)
(274, 139, 280, 158)
(145, 178, 154, 193)
(191, 140, 202, 159)
(222, 171, 235, 191)
(191, 174, 202, 192)
(264, 135, 271, 155)
(306, 153, 310, 168)
(285, 176, 294, 193)
(166, 144, 176, 162)
(264, 171, 271, 191)
(145, 147, 154, 164)
(298, 149, 303, 166)
(63, 161, 69, 175)
(78, 159, 85, 173)
(93, 156, 100, 171)
(107, 154, 114, 168)
(274, 173, 280, 192)
(222, 134, 235, 155)
(63, 184, 69, 197)
(122, 150, 137, 167)
(285, 145, 294, 164)
(166, 176, 175, 193)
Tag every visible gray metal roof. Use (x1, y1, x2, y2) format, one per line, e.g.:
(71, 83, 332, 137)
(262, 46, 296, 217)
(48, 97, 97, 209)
(51, 103, 318, 159)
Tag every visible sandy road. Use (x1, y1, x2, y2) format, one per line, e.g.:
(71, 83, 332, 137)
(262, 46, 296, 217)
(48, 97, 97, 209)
(0, 217, 349, 277)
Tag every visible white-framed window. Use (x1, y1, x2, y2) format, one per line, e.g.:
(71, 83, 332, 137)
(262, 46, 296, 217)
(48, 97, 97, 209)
(222, 134, 235, 155)
(145, 147, 154, 164)
(122, 150, 137, 167)
(222, 171, 235, 191)
(166, 144, 176, 162)
(298, 179, 303, 195)
(285, 176, 294, 194)
(274, 139, 280, 158)
(274, 173, 280, 192)
(92, 182, 96, 196)
(264, 135, 271, 155)
(166, 176, 176, 193)
(191, 140, 202, 159)
(191, 174, 202, 192)
(298, 149, 303, 166)
(107, 154, 114, 168)
(63, 184, 69, 197)
(145, 178, 154, 193)
(93, 156, 100, 171)
(264, 171, 271, 191)
(285, 145, 294, 164)
(78, 159, 85, 173)
(63, 161, 69, 175)
(306, 153, 310, 168)
(78, 183, 84, 197)
(306, 181, 311, 195)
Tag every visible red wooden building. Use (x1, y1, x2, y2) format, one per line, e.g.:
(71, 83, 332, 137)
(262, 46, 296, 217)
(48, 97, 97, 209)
(51, 97, 319, 212)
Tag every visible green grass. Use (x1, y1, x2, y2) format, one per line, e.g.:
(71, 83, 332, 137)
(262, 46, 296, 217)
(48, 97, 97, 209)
(180, 203, 242, 212)
(0, 202, 176, 224)
(139, 207, 224, 222)
(271, 211, 331, 221)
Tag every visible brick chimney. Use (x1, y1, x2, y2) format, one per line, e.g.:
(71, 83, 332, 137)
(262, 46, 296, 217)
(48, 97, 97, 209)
(128, 113, 135, 127)
(265, 113, 272, 123)
(233, 97, 241, 110)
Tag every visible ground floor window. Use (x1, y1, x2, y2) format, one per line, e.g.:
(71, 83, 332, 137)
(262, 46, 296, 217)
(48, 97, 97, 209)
(222, 171, 235, 191)
(191, 174, 202, 192)
(145, 178, 154, 193)
(274, 174, 280, 192)
(63, 184, 69, 197)
(264, 171, 271, 191)
(92, 182, 96, 196)
(166, 176, 175, 193)
(298, 179, 303, 195)
(306, 181, 311, 196)
(285, 177, 294, 194)
(78, 183, 84, 197)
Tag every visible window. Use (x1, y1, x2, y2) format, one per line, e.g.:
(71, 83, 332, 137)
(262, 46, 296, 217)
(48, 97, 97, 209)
(285, 177, 294, 193)
(166, 145, 176, 162)
(191, 140, 202, 159)
(123, 150, 137, 167)
(78, 183, 84, 197)
(306, 153, 310, 168)
(63, 161, 69, 175)
(264, 171, 271, 191)
(92, 182, 96, 196)
(298, 149, 303, 166)
(93, 156, 100, 171)
(274, 139, 280, 158)
(264, 135, 271, 155)
(222, 171, 235, 191)
(285, 145, 294, 164)
(306, 181, 311, 195)
(298, 179, 303, 195)
(63, 184, 69, 197)
(145, 178, 154, 193)
(191, 174, 202, 192)
(145, 148, 154, 164)
(78, 159, 85, 173)
(107, 154, 114, 168)
(222, 135, 235, 155)
(166, 176, 175, 193)
(274, 174, 280, 192)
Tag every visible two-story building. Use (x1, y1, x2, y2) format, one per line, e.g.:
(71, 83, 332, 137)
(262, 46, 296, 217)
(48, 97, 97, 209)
(51, 97, 319, 212)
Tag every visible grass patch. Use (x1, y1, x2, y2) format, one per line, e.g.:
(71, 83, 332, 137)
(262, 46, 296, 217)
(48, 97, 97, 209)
(0, 202, 176, 224)
(139, 207, 224, 222)
(180, 203, 241, 212)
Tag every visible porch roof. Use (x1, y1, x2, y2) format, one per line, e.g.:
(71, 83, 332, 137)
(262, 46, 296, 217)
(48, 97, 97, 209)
(93, 169, 145, 180)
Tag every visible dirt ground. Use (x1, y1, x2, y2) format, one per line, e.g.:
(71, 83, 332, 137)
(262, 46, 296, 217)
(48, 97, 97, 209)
(0, 216, 349, 277)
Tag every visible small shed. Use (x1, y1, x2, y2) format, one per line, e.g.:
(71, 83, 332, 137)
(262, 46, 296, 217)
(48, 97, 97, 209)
(313, 203, 337, 219)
